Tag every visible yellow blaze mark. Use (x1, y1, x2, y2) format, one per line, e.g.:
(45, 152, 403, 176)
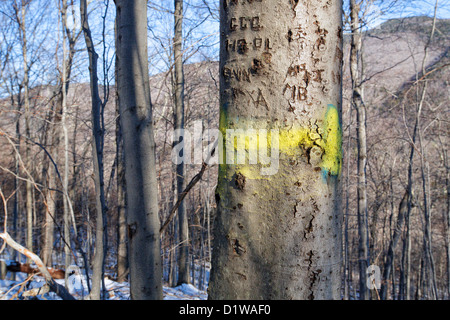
(218, 103, 342, 181)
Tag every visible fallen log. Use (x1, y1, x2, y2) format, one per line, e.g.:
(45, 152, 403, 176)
(6, 260, 65, 280)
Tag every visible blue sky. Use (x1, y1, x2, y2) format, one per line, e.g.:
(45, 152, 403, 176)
(358, 0, 450, 28)
(1, 0, 448, 95)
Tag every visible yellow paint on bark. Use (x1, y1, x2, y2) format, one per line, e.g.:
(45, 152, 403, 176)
(321, 104, 342, 177)
(217, 104, 342, 182)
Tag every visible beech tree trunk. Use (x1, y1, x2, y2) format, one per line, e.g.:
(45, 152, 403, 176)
(208, 0, 343, 300)
(349, 0, 370, 300)
(173, 0, 190, 285)
(115, 0, 163, 300)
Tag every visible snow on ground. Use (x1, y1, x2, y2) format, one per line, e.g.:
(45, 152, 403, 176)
(0, 272, 208, 300)
(0, 254, 209, 300)
(164, 283, 207, 300)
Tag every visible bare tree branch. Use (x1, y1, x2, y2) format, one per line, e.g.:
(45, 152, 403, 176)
(0, 232, 76, 300)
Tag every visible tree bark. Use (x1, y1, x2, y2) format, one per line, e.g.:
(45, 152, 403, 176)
(116, 72, 128, 283)
(349, 0, 370, 300)
(446, 150, 450, 298)
(80, 0, 108, 300)
(208, 0, 343, 300)
(417, 1, 439, 299)
(15, 0, 34, 263)
(60, 0, 72, 283)
(400, 0, 439, 300)
(12, 94, 20, 268)
(42, 160, 56, 267)
(115, 0, 163, 300)
(172, 0, 189, 285)
(60, 3, 81, 273)
(380, 191, 407, 299)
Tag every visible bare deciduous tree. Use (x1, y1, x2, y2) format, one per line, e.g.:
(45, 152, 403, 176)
(115, 0, 163, 300)
(80, 0, 109, 300)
